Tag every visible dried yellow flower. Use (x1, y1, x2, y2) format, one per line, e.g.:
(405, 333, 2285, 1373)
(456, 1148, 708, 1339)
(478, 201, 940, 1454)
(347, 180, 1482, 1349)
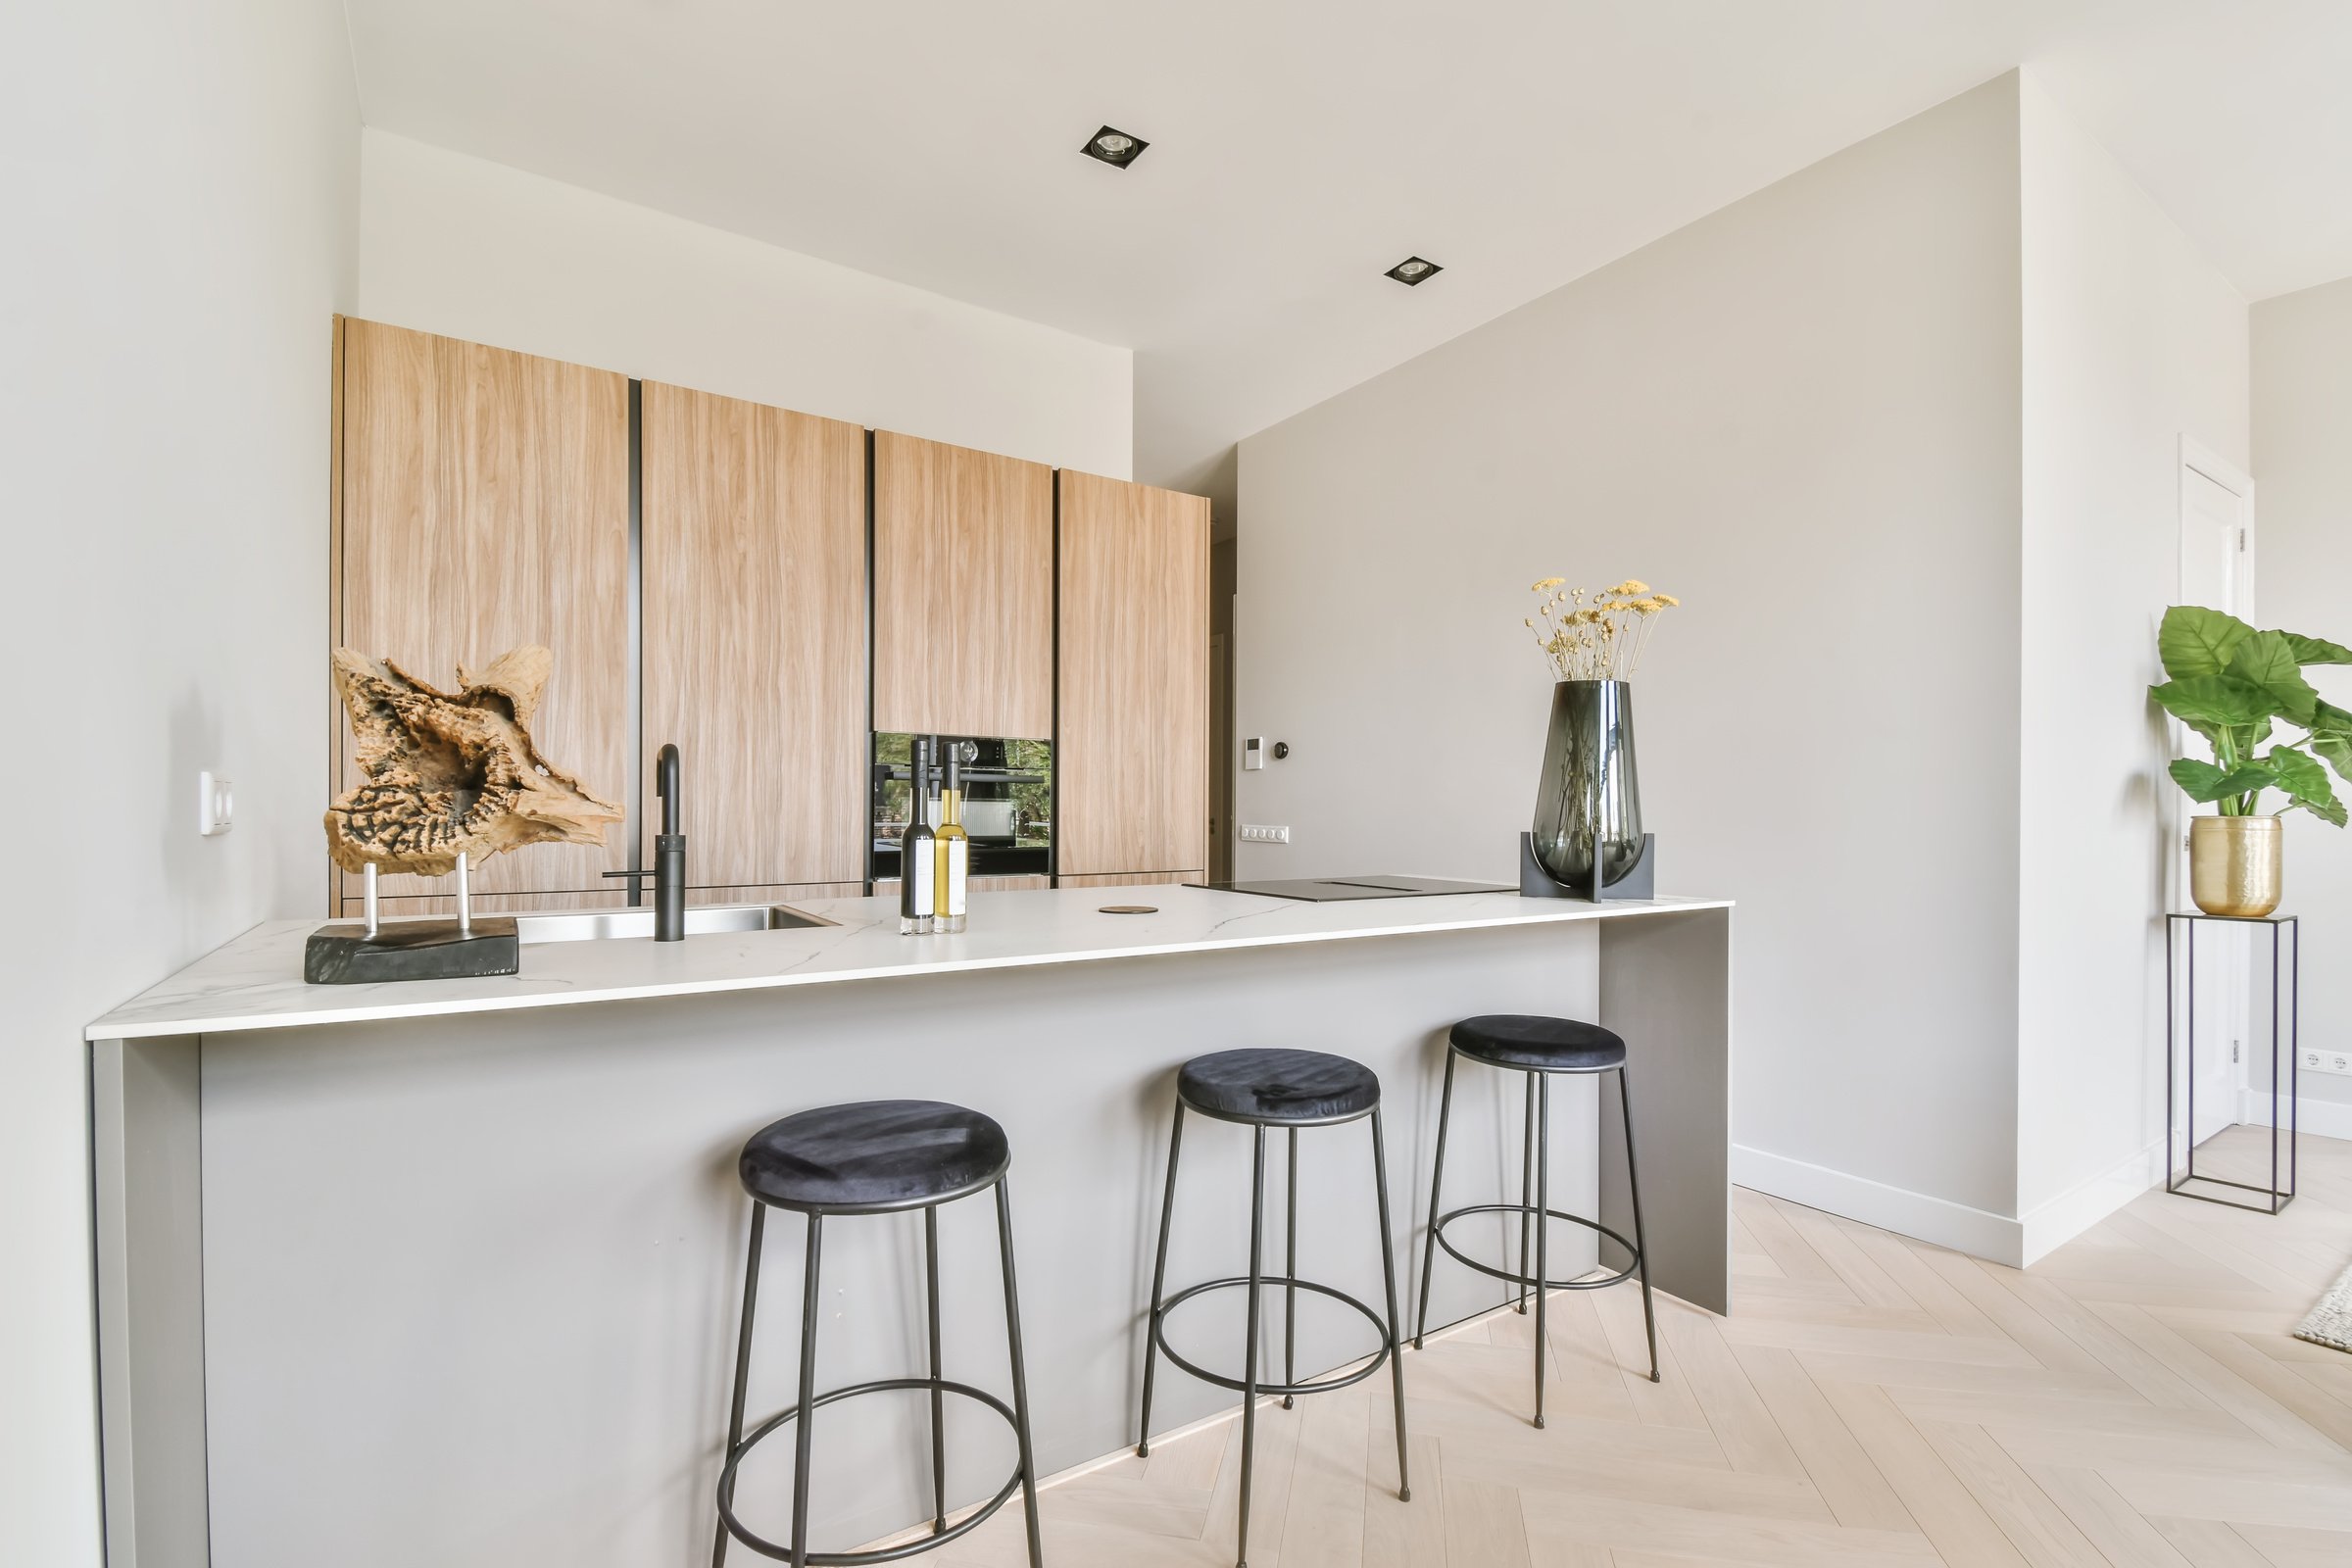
(1519, 571, 1680, 680)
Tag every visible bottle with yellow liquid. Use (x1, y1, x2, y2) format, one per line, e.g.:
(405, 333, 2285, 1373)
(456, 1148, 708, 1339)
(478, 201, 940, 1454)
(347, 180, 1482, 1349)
(933, 745, 970, 934)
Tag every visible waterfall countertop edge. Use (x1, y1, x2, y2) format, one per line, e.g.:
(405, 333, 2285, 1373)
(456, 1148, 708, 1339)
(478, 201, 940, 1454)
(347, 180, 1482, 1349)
(85, 885, 1736, 1041)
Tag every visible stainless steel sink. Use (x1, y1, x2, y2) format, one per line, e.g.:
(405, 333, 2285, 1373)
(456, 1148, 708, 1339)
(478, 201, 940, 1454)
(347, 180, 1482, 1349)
(514, 904, 837, 945)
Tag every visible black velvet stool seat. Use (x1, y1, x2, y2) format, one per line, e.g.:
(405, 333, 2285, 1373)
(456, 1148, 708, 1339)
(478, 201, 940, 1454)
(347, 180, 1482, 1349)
(1412, 1014, 1660, 1430)
(1139, 1049, 1412, 1568)
(1449, 1014, 1628, 1074)
(713, 1100, 1043, 1568)
(739, 1100, 1012, 1211)
(1175, 1047, 1382, 1123)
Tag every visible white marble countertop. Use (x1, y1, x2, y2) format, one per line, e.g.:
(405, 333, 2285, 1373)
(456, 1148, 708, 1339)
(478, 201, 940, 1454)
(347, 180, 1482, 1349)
(86, 885, 1734, 1041)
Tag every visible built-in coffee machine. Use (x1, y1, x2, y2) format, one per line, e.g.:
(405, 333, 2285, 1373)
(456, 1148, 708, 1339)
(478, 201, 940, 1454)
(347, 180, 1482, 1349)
(868, 733, 1054, 885)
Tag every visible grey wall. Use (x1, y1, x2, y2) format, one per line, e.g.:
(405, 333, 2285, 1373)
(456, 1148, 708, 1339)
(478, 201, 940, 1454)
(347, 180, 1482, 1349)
(358, 129, 1134, 479)
(2253, 272, 2352, 1114)
(1233, 78, 2026, 1220)
(0, 5, 360, 1563)
(2013, 77, 2249, 1224)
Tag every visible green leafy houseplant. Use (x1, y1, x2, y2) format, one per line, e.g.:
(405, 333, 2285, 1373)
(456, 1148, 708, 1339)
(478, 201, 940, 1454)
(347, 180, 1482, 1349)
(2149, 605, 2352, 825)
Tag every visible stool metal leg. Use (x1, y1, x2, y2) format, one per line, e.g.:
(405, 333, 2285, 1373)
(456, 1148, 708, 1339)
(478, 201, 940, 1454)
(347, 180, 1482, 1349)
(1533, 1070, 1549, 1430)
(1618, 1065, 1661, 1383)
(994, 1181, 1047, 1568)
(1412, 1047, 1458, 1349)
(1368, 1108, 1412, 1502)
(712, 1201, 766, 1568)
(790, 1213, 825, 1568)
(1137, 1100, 1186, 1457)
(1238, 1126, 1267, 1568)
(1282, 1127, 1298, 1409)
(924, 1204, 947, 1533)
(1516, 1073, 1536, 1314)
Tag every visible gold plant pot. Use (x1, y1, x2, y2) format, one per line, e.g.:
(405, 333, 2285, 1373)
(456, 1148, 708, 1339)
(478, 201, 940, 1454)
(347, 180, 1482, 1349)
(2188, 814, 2283, 918)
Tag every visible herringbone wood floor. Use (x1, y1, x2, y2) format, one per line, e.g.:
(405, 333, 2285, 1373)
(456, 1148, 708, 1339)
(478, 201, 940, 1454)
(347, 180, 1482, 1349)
(897, 1126, 2352, 1566)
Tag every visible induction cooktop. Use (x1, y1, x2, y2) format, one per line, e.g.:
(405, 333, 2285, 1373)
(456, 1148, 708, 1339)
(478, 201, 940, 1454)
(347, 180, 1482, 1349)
(1197, 875, 1515, 903)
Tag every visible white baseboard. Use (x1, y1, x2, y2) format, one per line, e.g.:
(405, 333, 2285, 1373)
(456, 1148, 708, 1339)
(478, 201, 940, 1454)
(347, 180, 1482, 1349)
(1732, 1145, 2023, 1266)
(2018, 1140, 2163, 1267)
(2237, 1092, 2352, 1142)
(1741, 1115, 2351, 1275)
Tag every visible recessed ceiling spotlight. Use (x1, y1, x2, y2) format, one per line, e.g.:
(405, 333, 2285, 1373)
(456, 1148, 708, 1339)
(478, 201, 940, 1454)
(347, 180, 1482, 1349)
(1386, 256, 1443, 286)
(1081, 125, 1149, 169)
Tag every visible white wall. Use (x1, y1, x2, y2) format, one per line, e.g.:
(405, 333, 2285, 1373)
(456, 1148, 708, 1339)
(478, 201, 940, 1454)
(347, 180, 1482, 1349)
(2253, 273, 2352, 1121)
(360, 130, 1132, 477)
(2013, 78, 2250, 1244)
(0, 3, 361, 1563)
(1237, 79, 2028, 1226)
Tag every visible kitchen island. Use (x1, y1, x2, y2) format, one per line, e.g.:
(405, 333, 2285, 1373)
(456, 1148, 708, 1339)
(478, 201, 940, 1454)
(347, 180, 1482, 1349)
(88, 885, 1732, 1568)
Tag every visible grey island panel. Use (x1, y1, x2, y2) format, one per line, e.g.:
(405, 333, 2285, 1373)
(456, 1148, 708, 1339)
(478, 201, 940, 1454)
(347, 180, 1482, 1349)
(90, 898, 1732, 1568)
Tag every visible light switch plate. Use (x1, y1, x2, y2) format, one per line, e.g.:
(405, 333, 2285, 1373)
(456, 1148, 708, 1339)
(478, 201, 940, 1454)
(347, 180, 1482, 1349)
(198, 771, 234, 836)
(1239, 823, 1289, 844)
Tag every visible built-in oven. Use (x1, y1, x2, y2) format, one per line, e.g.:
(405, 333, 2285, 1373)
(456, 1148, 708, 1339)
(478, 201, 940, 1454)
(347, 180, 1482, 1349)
(868, 733, 1053, 885)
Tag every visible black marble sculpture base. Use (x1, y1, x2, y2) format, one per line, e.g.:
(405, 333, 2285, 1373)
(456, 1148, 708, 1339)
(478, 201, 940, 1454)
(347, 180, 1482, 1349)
(1520, 831, 1657, 902)
(304, 918, 519, 985)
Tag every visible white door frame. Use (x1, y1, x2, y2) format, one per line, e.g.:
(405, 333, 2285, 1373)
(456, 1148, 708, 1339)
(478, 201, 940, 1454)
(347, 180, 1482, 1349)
(2177, 436, 2256, 612)
(2175, 434, 2256, 1144)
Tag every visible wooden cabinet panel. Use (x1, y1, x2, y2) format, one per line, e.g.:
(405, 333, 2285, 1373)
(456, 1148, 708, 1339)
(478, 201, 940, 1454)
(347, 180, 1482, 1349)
(642, 383, 867, 887)
(338, 890, 629, 920)
(872, 431, 1054, 739)
(335, 319, 630, 902)
(339, 884, 860, 920)
(1056, 471, 1211, 877)
(874, 874, 1050, 896)
(1057, 872, 1205, 889)
(687, 883, 864, 906)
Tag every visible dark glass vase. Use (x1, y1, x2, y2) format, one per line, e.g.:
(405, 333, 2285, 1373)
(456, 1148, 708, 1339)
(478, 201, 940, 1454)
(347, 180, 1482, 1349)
(1531, 679, 1643, 889)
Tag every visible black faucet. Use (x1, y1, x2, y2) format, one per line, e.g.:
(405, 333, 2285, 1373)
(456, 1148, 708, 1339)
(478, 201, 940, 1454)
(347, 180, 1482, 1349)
(604, 743, 687, 940)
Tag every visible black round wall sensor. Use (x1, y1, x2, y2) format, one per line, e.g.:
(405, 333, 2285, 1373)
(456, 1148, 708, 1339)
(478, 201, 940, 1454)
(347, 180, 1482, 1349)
(1271, 741, 1291, 760)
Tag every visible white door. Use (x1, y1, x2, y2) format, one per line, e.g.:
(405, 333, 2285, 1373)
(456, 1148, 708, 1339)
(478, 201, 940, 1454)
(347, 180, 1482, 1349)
(2177, 438, 2255, 1147)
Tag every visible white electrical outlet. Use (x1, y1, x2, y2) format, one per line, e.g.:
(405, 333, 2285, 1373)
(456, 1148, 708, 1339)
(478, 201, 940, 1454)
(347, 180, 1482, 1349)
(198, 771, 234, 836)
(2300, 1046, 2352, 1077)
(1239, 823, 1290, 845)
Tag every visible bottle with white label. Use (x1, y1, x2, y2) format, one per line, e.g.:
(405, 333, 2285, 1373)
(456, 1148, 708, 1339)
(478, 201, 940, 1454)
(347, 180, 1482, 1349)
(898, 738, 936, 935)
(933, 746, 970, 934)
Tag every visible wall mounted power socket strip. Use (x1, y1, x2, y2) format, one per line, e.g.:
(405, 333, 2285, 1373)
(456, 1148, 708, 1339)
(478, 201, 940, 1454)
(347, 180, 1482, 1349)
(1238, 824, 1290, 845)
(2299, 1046, 2352, 1077)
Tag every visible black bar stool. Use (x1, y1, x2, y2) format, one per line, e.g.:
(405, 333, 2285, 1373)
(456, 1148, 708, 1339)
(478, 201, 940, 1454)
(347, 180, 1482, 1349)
(1411, 1014, 1659, 1428)
(713, 1100, 1044, 1568)
(1136, 1049, 1411, 1568)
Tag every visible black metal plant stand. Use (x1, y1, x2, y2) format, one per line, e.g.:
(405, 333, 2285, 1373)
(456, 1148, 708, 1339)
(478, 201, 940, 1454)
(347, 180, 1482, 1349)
(2166, 911, 2299, 1214)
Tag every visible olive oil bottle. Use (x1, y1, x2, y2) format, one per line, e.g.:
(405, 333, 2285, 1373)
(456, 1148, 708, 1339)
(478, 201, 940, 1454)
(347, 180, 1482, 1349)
(934, 746, 970, 934)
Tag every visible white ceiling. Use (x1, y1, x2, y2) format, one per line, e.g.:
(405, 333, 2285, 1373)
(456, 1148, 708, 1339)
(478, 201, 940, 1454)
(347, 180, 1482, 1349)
(344, 0, 2352, 511)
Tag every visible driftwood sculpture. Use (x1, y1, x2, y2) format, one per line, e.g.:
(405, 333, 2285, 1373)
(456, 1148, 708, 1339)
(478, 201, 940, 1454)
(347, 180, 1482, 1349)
(324, 645, 622, 878)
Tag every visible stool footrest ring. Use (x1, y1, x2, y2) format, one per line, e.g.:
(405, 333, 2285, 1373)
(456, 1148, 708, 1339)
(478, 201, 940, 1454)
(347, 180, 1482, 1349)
(1432, 1202, 1642, 1292)
(1150, 1274, 1396, 1398)
(716, 1376, 1025, 1565)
